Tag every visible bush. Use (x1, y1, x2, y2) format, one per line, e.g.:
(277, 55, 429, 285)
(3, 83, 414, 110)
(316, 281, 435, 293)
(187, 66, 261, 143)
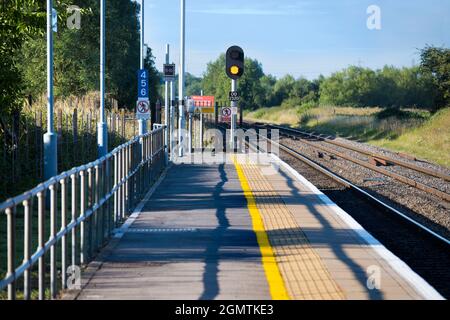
(376, 108, 430, 120)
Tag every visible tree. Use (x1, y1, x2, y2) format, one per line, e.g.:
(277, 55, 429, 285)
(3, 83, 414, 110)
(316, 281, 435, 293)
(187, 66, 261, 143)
(420, 46, 450, 109)
(17, 0, 161, 109)
(0, 0, 49, 116)
(185, 73, 202, 96)
(143, 47, 161, 105)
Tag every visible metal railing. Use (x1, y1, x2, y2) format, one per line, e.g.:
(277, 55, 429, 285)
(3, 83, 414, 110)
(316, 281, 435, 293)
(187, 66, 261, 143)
(0, 126, 166, 300)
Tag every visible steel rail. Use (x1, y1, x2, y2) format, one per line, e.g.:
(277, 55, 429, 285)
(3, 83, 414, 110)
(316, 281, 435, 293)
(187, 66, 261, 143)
(252, 122, 450, 182)
(246, 122, 450, 202)
(243, 129, 450, 246)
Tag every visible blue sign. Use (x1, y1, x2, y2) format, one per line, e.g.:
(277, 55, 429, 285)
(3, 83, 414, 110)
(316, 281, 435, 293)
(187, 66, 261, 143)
(138, 69, 149, 98)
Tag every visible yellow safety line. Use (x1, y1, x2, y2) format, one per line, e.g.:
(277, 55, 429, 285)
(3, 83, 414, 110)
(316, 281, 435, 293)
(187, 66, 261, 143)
(232, 156, 290, 300)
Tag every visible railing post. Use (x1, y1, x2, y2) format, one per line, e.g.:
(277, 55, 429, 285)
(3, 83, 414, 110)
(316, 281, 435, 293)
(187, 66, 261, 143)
(102, 160, 108, 242)
(80, 170, 87, 265)
(50, 183, 57, 299)
(121, 148, 126, 220)
(37, 191, 45, 300)
(138, 138, 142, 198)
(126, 145, 130, 214)
(114, 152, 119, 225)
(71, 173, 77, 269)
(87, 167, 95, 258)
(129, 144, 133, 210)
(60, 178, 68, 290)
(146, 134, 151, 188)
(95, 165, 101, 249)
(6, 207, 16, 300)
(23, 199, 32, 300)
(150, 131, 154, 183)
(131, 143, 136, 206)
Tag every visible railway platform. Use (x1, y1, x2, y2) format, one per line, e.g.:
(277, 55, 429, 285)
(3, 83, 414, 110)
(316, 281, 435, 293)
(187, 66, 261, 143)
(64, 152, 443, 300)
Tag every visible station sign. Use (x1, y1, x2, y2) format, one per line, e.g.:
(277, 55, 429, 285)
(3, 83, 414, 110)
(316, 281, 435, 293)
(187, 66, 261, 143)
(136, 98, 150, 120)
(191, 96, 215, 114)
(163, 64, 176, 81)
(138, 69, 149, 99)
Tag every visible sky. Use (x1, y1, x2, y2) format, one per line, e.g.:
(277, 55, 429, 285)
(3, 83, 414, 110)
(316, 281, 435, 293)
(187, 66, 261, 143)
(143, 0, 450, 79)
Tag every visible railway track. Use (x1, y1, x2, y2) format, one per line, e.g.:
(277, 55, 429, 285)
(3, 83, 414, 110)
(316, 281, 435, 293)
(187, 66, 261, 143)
(218, 123, 450, 298)
(247, 122, 450, 202)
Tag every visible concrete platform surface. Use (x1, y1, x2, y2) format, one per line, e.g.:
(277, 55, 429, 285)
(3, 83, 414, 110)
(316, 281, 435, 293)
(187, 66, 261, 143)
(70, 153, 442, 300)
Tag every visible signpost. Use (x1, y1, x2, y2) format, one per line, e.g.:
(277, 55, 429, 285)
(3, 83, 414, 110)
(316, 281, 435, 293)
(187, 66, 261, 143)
(138, 0, 147, 136)
(164, 45, 172, 165)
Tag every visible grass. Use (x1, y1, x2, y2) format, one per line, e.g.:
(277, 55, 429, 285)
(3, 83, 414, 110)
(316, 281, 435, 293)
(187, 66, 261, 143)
(245, 104, 302, 126)
(246, 104, 449, 167)
(371, 108, 450, 167)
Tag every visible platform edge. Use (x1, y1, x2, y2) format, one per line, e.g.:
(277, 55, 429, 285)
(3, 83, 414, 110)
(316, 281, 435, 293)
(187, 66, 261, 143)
(269, 153, 445, 301)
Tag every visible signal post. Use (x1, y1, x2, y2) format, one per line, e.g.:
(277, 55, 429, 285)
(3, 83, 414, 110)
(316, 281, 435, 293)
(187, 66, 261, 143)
(225, 46, 245, 150)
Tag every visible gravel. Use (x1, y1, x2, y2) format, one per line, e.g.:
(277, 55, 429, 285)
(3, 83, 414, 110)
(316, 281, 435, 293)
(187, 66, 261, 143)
(280, 137, 450, 240)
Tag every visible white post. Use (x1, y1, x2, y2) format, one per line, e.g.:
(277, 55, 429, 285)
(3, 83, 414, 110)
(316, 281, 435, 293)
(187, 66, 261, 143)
(230, 79, 237, 150)
(200, 90, 203, 151)
(170, 80, 175, 161)
(178, 0, 186, 157)
(188, 113, 192, 153)
(138, 0, 147, 136)
(98, 0, 108, 157)
(164, 44, 170, 165)
(43, 0, 57, 181)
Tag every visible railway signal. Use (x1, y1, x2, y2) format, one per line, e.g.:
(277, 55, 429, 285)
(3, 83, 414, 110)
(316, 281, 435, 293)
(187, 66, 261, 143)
(225, 46, 244, 149)
(226, 46, 244, 80)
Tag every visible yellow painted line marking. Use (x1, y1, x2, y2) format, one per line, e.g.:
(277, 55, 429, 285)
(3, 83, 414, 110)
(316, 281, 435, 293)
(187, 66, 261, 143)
(232, 156, 290, 300)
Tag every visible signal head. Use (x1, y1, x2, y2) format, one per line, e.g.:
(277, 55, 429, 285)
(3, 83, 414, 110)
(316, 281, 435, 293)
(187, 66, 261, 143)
(226, 46, 244, 80)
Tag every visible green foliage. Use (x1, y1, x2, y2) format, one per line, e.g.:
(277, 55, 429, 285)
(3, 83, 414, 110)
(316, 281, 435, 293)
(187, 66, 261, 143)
(201, 54, 320, 111)
(376, 108, 431, 121)
(185, 73, 202, 96)
(3, 0, 161, 115)
(0, 0, 48, 115)
(319, 65, 438, 109)
(420, 46, 450, 109)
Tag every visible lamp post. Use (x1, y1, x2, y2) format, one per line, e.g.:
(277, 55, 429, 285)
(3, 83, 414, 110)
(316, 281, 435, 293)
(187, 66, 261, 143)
(97, 0, 108, 157)
(43, 0, 57, 181)
(178, 0, 186, 157)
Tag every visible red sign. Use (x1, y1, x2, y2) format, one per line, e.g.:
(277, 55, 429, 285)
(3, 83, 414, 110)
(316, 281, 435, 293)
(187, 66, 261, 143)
(191, 96, 215, 107)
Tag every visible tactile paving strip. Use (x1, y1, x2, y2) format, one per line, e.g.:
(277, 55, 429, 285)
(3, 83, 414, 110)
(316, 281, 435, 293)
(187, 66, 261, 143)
(239, 161, 346, 300)
(127, 228, 198, 233)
